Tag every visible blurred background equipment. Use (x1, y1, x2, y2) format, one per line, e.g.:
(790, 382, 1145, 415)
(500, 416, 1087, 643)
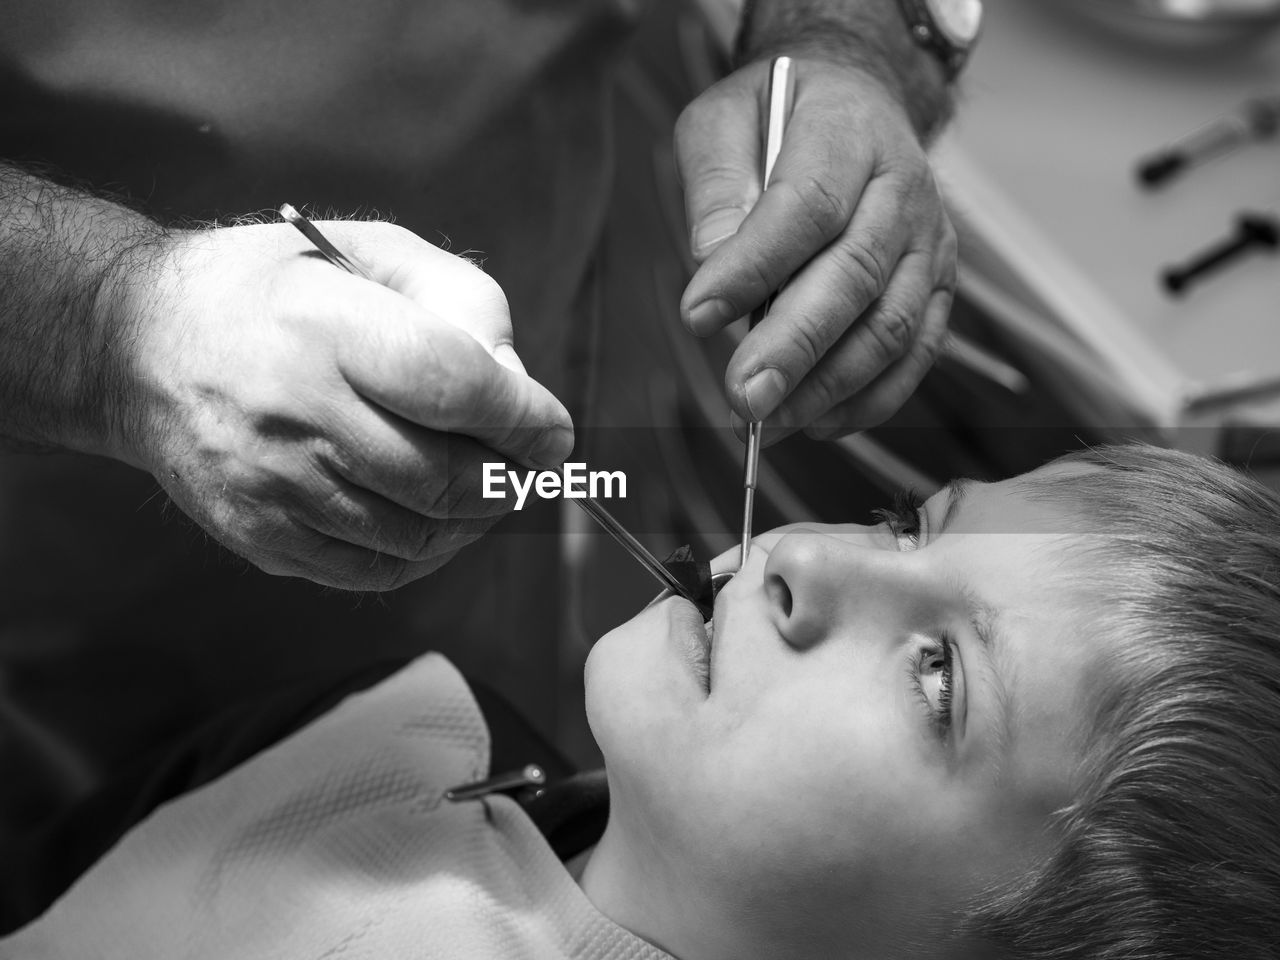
(1162, 211, 1279, 293)
(1041, 0, 1280, 46)
(1137, 94, 1280, 186)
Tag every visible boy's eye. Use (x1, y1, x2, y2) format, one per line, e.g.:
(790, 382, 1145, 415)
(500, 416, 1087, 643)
(873, 489, 925, 551)
(914, 636, 956, 737)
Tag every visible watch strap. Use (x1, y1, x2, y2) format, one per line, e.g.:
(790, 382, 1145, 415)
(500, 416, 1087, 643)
(896, 0, 973, 81)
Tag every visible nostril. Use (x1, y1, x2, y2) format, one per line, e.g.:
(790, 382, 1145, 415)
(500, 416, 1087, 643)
(765, 573, 792, 618)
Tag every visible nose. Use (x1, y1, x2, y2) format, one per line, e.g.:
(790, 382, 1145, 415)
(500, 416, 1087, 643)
(761, 526, 923, 651)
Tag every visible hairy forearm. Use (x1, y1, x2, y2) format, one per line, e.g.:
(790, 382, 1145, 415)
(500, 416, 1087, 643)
(736, 0, 953, 139)
(0, 165, 166, 456)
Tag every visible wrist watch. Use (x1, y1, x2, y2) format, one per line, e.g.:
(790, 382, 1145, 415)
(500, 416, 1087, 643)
(896, 0, 984, 80)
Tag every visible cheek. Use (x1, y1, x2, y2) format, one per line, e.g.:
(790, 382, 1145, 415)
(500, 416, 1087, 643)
(691, 682, 924, 878)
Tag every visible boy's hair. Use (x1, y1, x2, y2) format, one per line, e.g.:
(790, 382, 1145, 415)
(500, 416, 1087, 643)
(962, 444, 1280, 960)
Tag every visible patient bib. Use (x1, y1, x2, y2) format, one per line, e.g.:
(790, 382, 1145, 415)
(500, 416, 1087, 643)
(0, 654, 670, 960)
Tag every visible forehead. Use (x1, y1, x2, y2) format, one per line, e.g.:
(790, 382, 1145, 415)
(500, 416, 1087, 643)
(945, 463, 1099, 535)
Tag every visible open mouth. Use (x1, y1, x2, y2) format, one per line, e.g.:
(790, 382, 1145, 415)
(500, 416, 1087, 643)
(657, 571, 732, 694)
(696, 573, 735, 692)
(690, 574, 732, 692)
(693, 613, 714, 693)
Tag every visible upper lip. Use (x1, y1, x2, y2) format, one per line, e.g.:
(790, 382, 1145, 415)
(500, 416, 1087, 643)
(703, 579, 729, 687)
(669, 593, 714, 691)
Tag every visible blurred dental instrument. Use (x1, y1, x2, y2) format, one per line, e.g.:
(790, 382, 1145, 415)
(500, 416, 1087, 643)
(278, 203, 705, 607)
(1161, 211, 1278, 295)
(1137, 94, 1280, 188)
(740, 56, 796, 571)
(941, 333, 1029, 394)
(574, 495, 707, 604)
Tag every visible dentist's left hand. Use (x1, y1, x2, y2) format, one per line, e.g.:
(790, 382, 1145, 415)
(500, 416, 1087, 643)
(675, 56, 956, 441)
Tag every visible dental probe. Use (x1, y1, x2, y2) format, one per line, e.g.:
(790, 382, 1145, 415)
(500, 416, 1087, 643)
(278, 204, 704, 606)
(574, 496, 701, 602)
(280, 204, 376, 281)
(739, 56, 796, 571)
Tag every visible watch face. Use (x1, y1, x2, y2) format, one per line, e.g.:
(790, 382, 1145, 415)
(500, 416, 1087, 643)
(927, 0, 984, 46)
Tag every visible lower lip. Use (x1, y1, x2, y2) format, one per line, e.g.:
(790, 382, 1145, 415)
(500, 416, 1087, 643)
(667, 596, 712, 693)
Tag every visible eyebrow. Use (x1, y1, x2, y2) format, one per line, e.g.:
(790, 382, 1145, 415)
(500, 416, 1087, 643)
(937, 478, 972, 536)
(962, 584, 1014, 769)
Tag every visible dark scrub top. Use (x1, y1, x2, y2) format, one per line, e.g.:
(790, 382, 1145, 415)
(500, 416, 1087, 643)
(0, 0, 647, 819)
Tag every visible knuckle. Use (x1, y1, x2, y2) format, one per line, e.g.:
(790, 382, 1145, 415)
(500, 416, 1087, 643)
(405, 521, 461, 566)
(378, 555, 412, 591)
(918, 331, 948, 371)
(309, 485, 370, 536)
(801, 347, 873, 416)
(866, 301, 916, 363)
(921, 308, 952, 357)
(423, 455, 495, 520)
(891, 147, 934, 188)
(937, 233, 960, 288)
(406, 523, 440, 564)
(784, 175, 851, 238)
(413, 469, 455, 518)
(910, 154, 938, 191)
(736, 254, 776, 306)
(832, 238, 890, 301)
(932, 212, 953, 247)
(311, 435, 357, 484)
(886, 164, 940, 226)
(938, 218, 958, 258)
(786, 322, 828, 383)
(803, 366, 851, 416)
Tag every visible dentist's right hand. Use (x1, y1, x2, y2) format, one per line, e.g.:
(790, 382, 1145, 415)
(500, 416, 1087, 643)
(101, 219, 574, 590)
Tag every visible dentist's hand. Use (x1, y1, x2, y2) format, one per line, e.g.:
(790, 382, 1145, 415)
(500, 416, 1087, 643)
(105, 219, 573, 590)
(676, 56, 956, 441)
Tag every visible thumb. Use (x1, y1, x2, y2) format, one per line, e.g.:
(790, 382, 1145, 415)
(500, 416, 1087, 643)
(340, 287, 575, 469)
(674, 79, 763, 266)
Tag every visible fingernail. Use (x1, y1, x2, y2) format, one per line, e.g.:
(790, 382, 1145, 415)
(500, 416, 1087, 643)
(743, 368, 788, 421)
(531, 425, 575, 468)
(686, 297, 739, 337)
(692, 208, 746, 258)
(805, 423, 837, 441)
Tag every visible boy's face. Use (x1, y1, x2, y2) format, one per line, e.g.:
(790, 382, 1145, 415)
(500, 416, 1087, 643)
(584, 464, 1109, 958)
